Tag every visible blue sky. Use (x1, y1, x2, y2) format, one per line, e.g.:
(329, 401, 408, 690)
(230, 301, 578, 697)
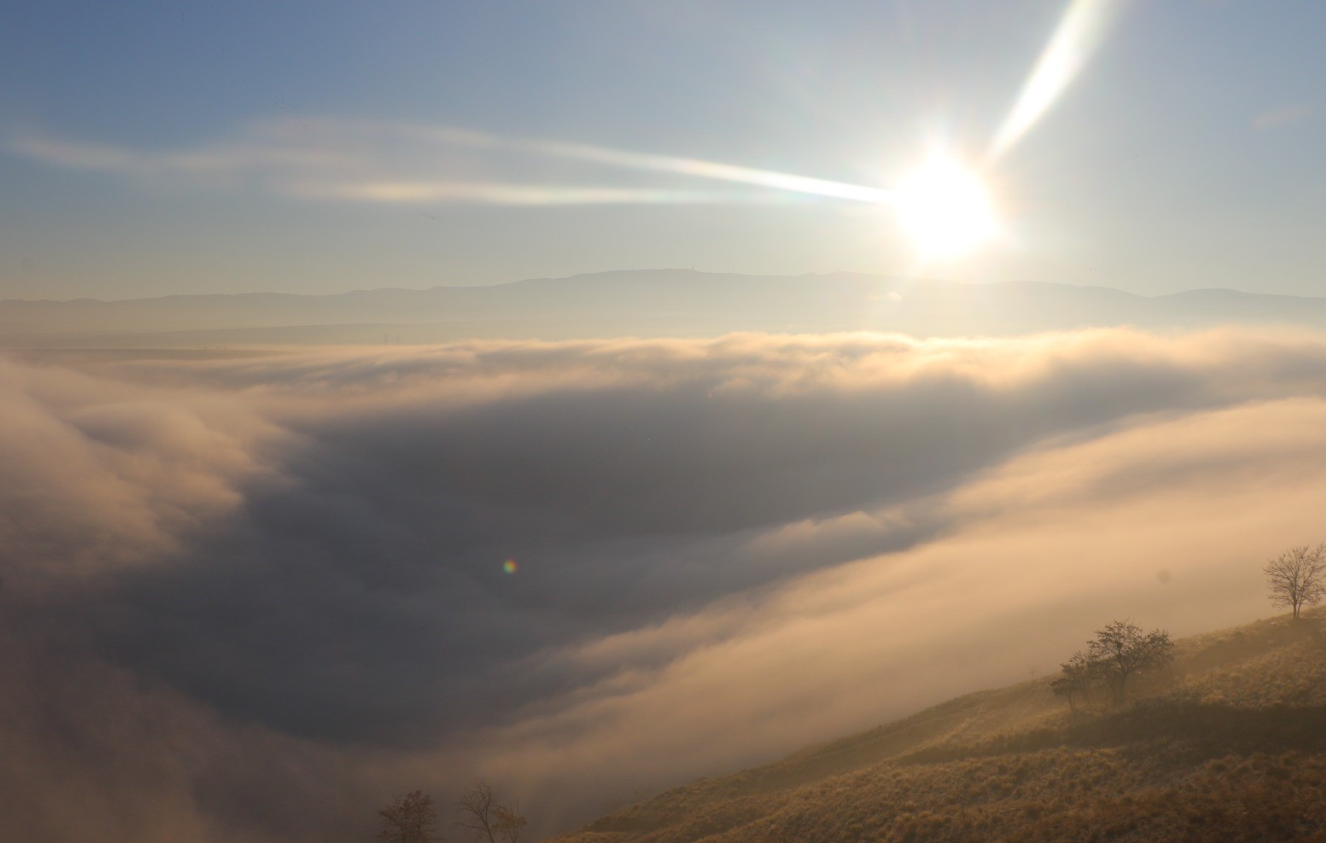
(2, 0, 1324, 299)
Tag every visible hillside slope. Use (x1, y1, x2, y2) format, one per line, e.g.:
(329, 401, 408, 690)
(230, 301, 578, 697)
(550, 611, 1326, 843)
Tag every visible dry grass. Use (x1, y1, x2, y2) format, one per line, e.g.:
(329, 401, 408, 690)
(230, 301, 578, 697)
(550, 610, 1326, 843)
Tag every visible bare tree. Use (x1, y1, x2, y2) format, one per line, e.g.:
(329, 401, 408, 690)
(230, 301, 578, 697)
(1264, 544, 1326, 620)
(1087, 620, 1173, 705)
(457, 781, 526, 843)
(1051, 650, 1102, 711)
(494, 806, 527, 843)
(377, 790, 444, 843)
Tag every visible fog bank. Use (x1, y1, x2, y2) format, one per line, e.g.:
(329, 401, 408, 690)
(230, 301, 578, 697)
(4, 328, 1326, 839)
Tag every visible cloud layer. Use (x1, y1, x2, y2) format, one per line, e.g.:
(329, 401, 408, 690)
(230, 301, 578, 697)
(6, 328, 1326, 839)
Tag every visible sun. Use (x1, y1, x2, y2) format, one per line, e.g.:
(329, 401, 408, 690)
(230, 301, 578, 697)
(894, 155, 996, 260)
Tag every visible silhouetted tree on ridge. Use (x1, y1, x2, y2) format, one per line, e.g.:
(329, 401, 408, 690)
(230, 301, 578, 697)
(1054, 621, 1173, 709)
(377, 790, 444, 843)
(1051, 650, 1102, 712)
(1264, 544, 1326, 620)
(457, 781, 527, 843)
(1088, 620, 1173, 705)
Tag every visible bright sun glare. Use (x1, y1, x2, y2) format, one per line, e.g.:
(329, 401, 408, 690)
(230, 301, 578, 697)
(894, 156, 996, 260)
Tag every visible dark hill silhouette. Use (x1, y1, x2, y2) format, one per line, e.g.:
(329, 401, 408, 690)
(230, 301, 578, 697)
(5, 270, 1326, 347)
(548, 610, 1326, 843)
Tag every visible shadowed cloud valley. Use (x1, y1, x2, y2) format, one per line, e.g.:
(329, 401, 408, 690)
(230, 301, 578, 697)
(5, 328, 1326, 840)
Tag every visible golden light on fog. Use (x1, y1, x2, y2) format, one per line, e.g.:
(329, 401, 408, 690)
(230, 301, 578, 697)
(893, 156, 996, 260)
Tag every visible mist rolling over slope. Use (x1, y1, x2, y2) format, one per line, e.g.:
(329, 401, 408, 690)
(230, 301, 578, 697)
(550, 610, 1326, 843)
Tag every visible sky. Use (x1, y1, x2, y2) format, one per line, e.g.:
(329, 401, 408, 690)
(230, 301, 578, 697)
(3, 0, 1325, 300)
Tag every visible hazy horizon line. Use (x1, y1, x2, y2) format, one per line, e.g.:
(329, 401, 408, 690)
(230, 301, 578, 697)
(0, 267, 1286, 306)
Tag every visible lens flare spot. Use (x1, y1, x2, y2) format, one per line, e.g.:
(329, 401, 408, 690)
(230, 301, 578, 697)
(503, 559, 518, 575)
(894, 156, 996, 260)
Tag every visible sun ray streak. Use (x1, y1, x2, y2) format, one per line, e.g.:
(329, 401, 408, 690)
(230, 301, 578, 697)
(358, 121, 897, 204)
(9, 119, 898, 207)
(989, 0, 1123, 160)
(289, 180, 770, 206)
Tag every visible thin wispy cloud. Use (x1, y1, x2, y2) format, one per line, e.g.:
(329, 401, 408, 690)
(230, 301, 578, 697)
(6, 130, 353, 178)
(1252, 103, 1313, 132)
(289, 180, 751, 206)
(397, 122, 893, 203)
(6, 118, 887, 208)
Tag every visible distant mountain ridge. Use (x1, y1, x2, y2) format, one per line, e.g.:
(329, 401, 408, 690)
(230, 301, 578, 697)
(3, 270, 1325, 347)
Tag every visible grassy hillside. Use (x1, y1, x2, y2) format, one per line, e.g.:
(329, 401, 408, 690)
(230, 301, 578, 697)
(550, 610, 1326, 843)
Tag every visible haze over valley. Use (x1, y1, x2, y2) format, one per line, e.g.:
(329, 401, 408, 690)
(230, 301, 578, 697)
(9, 322, 1326, 840)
